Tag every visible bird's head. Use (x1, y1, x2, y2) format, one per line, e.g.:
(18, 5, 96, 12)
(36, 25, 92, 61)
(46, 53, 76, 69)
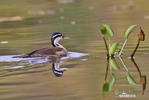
(51, 32, 69, 47)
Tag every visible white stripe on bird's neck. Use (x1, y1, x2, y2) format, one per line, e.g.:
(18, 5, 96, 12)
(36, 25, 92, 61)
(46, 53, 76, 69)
(53, 37, 67, 54)
(54, 37, 64, 48)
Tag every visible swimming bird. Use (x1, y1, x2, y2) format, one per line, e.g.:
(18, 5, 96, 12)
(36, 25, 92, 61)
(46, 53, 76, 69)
(13, 32, 69, 58)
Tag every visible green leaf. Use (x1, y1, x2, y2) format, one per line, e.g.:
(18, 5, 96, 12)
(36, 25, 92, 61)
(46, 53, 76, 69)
(104, 24, 114, 38)
(124, 25, 137, 38)
(110, 58, 120, 70)
(102, 82, 109, 97)
(125, 72, 137, 85)
(109, 42, 119, 55)
(99, 24, 107, 35)
(109, 73, 116, 91)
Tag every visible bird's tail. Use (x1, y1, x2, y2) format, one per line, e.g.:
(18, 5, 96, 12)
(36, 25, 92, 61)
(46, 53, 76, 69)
(12, 54, 30, 58)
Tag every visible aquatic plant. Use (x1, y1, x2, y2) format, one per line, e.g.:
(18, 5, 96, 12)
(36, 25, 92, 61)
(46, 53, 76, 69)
(99, 24, 146, 97)
(131, 27, 145, 58)
(99, 24, 118, 57)
(99, 24, 145, 58)
(119, 25, 137, 56)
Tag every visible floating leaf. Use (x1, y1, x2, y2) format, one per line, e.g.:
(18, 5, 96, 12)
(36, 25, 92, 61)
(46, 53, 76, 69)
(109, 73, 116, 91)
(124, 25, 137, 38)
(110, 58, 120, 70)
(102, 82, 109, 97)
(104, 24, 114, 38)
(125, 72, 137, 85)
(139, 27, 145, 41)
(99, 24, 107, 35)
(109, 42, 119, 55)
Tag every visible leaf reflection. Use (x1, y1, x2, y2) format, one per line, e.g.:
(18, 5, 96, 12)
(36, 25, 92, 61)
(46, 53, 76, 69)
(102, 57, 147, 97)
(131, 58, 147, 95)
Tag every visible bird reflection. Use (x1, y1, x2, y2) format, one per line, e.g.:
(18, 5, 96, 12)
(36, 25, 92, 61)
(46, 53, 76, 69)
(52, 62, 68, 77)
(51, 56, 68, 77)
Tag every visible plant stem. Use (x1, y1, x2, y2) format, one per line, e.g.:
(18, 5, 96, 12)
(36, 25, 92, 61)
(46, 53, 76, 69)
(130, 39, 140, 58)
(103, 36, 109, 56)
(108, 38, 111, 57)
(119, 38, 128, 56)
(118, 56, 129, 72)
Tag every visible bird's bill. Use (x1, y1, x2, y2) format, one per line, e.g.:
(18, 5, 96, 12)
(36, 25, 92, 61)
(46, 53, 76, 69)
(62, 36, 70, 39)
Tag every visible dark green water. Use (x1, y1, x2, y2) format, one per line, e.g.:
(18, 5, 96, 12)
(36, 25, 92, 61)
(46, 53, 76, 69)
(0, 0, 149, 100)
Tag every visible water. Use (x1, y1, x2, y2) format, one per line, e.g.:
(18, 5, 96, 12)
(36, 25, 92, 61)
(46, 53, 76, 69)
(0, 0, 149, 100)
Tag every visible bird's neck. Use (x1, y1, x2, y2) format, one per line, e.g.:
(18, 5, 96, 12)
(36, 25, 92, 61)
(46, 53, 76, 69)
(51, 39, 67, 53)
(54, 42, 64, 48)
(54, 42, 67, 53)
(53, 40, 65, 48)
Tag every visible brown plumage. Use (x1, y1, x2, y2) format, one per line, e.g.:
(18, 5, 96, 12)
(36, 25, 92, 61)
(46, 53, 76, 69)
(18, 47, 67, 58)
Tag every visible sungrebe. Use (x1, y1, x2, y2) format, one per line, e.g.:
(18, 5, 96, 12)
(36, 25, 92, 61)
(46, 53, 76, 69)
(13, 32, 69, 58)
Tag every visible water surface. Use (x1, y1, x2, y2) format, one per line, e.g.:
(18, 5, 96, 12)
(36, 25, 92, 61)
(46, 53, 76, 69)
(0, 0, 149, 100)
